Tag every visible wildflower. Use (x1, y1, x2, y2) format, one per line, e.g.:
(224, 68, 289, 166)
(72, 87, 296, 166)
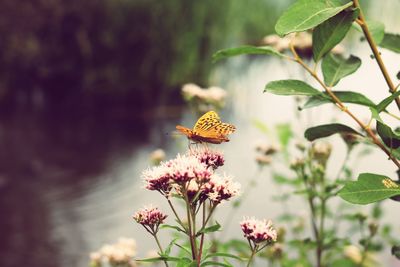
(344, 245, 362, 264)
(142, 165, 172, 197)
(149, 148, 166, 165)
(165, 154, 212, 184)
(261, 32, 344, 58)
(181, 83, 227, 109)
(240, 217, 277, 244)
(204, 173, 241, 204)
(255, 142, 279, 156)
(255, 154, 273, 166)
(290, 158, 305, 170)
(90, 237, 137, 266)
(133, 205, 167, 232)
(311, 142, 332, 165)
(189, 147, 224, 169)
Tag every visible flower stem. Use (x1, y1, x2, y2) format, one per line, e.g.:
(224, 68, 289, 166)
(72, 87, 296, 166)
(184, 191, 198, 260)
(353, 0, 400, 112)
(246, 244, 258, 267)
(153, 234, 170, 267)
(288, 43, 400, 170)
(167, 199, 186, 230)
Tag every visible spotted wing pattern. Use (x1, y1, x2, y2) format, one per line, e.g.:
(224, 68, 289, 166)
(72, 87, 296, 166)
(176, 111, 235, 144)
(193, 111, 235, 140)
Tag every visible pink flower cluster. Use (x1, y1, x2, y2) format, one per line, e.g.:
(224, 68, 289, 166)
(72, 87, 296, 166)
(240, 217, 277, 244)
(204, 173, 240, 204)
(190, 147, 225, 169)
(133, 205, 167, 228)
(142, 148, 239, 204)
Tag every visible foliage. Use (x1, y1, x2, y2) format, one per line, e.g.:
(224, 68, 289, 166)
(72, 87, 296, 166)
(213, 0, 400, 265)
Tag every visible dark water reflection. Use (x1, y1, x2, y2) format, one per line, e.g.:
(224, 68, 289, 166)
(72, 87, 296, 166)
(0, 103, 169, 267)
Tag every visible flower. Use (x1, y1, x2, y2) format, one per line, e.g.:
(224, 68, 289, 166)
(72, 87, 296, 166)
(181, 83, 227, 110)
(142, 165, 172, 196)
(133, 205, 167, 230)
(189, 147, 224, 169)
(149, 148, 166, 165)
(344, 245, 362, 264)
(240, 217, 277, 244)
(204, 173, 241, 204)
(311, 142, 332, 165)
(255, 154, 273, 166)
(165, 154, 212, 184)
(90, 237, 137, 266)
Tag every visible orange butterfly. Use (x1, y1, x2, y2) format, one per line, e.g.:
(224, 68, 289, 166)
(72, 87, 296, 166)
(176, 111, 236, 144)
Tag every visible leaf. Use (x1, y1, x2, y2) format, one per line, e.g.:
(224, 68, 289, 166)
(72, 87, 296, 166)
(160, 224, 186, 233)
(276, 123, 293, 148)
(392, 245, 400, 260)
(380, 33, 400, 53)
(302, 91, 375, 109)
(197, 221, 221, 236)
(312, 8, 358, 62)
(204, 252, 244, 261)
(354, 20, 385, 44)
(376, 121, 400, 149)
(212, 46, 284, 62)
(201, 261, 233, 267)
(275, 0, 353, 36)
(375, 90, 400, 113)
(164, 238, 178, 256)
(304, 123, 362, 141)
(338, 173, 400, 204)
(322, 54, 362, 86)
(264, 80, 321, 96)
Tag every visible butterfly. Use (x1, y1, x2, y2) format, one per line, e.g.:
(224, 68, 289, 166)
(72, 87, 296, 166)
(176, 111, 236, 144)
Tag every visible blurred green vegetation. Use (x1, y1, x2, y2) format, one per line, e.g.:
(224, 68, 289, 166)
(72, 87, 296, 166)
(0, 0, 288, 113)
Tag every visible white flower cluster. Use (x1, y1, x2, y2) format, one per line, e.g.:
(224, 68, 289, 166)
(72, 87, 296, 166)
(182, 83, 227, 110)
(90, 238, 137, 267)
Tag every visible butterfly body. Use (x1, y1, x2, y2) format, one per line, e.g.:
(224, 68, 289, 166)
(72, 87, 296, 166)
(176, 111, 235, 144)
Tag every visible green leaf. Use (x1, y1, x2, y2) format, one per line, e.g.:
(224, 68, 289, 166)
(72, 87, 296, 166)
(275, 0, 353, 36)
(264, 80, 321, 96)
(304, 123, 362, 141)
(212, 46, 284, 62)
(302, 91, 374, 109)
(380, 33, 400, 53)
(276, 123, 293, 148)
(354, 20, 385, 44)
(160, 224, 186, 233)
(392, 245, 400, 260)
(197, 221, 221, 236)
(376, 90, 400, 113)
(322, 54, 362, 86)
(201, 261, 233, 267)
(204, 252, 244, 261)
(338, 173, 400, 204)
(376, 121, 400, 149)
(164, 238, 178, 256)
(312, 8, 358, 62)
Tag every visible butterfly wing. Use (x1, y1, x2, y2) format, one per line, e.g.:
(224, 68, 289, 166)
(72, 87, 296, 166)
(193, 111, 235, 142)
(176, 125, 193, 138)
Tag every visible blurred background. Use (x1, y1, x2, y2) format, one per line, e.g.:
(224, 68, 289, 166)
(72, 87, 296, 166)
(1, 0, 400, 266)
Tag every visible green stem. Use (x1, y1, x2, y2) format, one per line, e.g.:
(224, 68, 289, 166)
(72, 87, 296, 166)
(153, 234, 170, 267)
(353, 0, 400, 112)
(184, 190, 198, 260)
(167, 199, 186, 231)
(197, 203, 207, 266)
(246, 244, 258, 267)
